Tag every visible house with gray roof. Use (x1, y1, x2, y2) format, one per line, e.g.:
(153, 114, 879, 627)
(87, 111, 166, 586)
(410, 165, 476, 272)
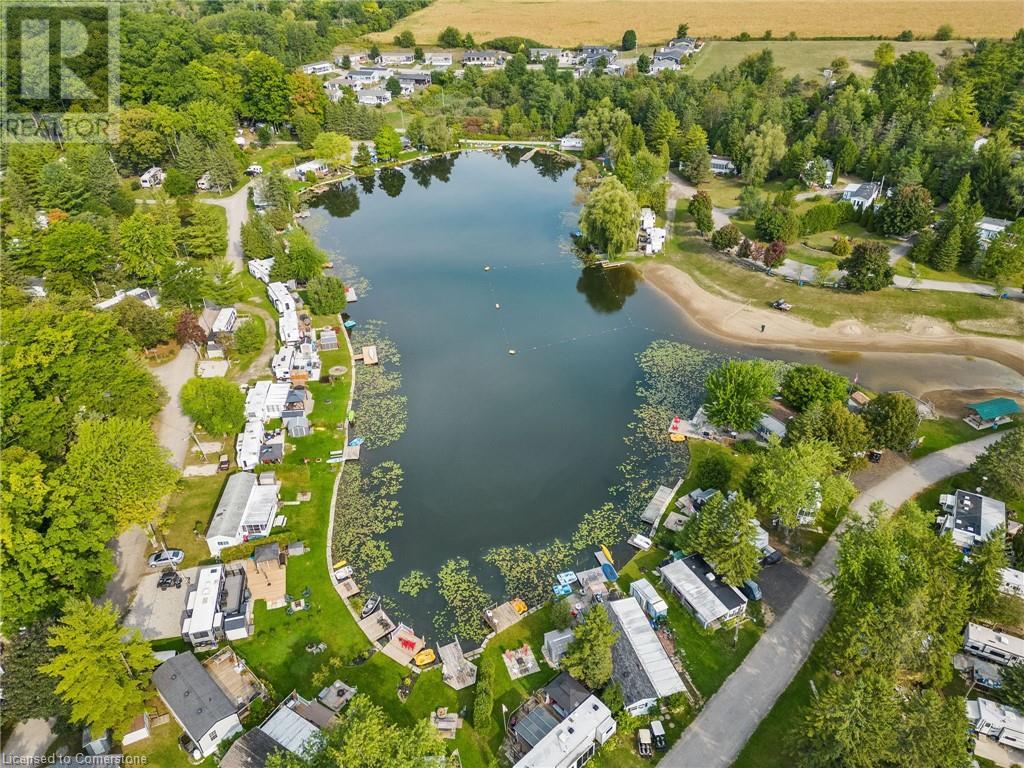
(604, 598, 686, 715)
(152, 652, 242, 759)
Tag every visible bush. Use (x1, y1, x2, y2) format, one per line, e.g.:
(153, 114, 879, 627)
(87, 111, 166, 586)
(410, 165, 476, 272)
(799, 202, 841, 236)
(763, 240, 787, 267)
(831, 237, 852, 258)
(755, 205, 799, 244)
(164, 168, 194, 197)
(693, 451, 733, 490)
(711, 224, 743, 251)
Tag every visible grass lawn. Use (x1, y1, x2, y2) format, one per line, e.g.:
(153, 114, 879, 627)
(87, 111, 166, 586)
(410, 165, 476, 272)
(246, 143, 314, 173)
(659, 237, 1024, 334)
(912, 417, 1017, 459)
(678, 440, 755, 498)
(802, 221, 895, 250)
(125, 719, 213, 768)
(159, 474, 226, 568)
(892, 256, 1018, 287)
(695, 176, 793, 209)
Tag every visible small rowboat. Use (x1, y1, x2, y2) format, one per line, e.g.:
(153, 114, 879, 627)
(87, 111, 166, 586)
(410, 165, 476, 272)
(414, 649, 436, 666)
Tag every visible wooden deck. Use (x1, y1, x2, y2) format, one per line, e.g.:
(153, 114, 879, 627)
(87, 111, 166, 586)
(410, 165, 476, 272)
(241, 558, 287, 609)
(358, 610, 396, 643)
(439, 641, 477, 690)
(353, 345, 378, 365)
(484, 600, 526, 634)
(381, 624, 425, 666)
(337, 577, 360, 598)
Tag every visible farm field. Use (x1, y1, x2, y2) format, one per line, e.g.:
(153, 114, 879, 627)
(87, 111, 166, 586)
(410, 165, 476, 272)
(371, 0, 1019, 47)
(686, 39, 971, 80)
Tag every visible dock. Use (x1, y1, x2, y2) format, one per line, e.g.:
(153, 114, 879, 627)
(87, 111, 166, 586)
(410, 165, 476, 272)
(353, 345, 378, 365)
(381, 624, 425, 666)
(358, 610, 396, 643)
(345, 286, 358, 303)
(484, 599, 527, 634)
(439, 640, 477, 690)
(640, 482, 680, 530)
(594, 259, 631, 269)
(521, 147, 539, 161)
(342, 444, 361, 461)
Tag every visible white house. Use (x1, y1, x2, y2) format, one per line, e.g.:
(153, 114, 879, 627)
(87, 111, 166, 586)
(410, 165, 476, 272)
(425, 51, 453, 67)
(267, 282, 294, 313)
(968, 697, 1024, 751)
(977, 216, 1011, 248)
(285, 160, 329, 181)
(349, 68, 385, 85)
(153, 653, 243, 759)
(509, 673, 616, 768)
(580, 46, 617, 67)
(841, 181, 881, 209)
(462, 50, 506, 67)
(357, 88, 392, 106)
(377, 50, 415, 66)
(660, 554, 747, 629)
(653, 48, 686, 67)
(396, 70, 432, 87)
(605, 598, 686, 715)
(630, 578, 668, 620)
(559, 135, 584, 152)
(235, 420, 265, 472)
(649, 57, 682, 74)
(710, 155, 737, 175)
(301, 61, 333, 75)
(205, 471, 281, 556)
(248, 257, 274, 284)
(939, 489, 1006, 551)
(530, 48, 580, 67)
(1001, 568, 1024, 599)
(244, 380, 292, 422)
(324, 75, 356, 98)
(964, 623, 1024, 667)
(94, 287, 160, 311)
(279, 309, 301, 345)
(139, 167, 164, 188)
(180, 565, 252, 645)
(211, 307, 237, 336)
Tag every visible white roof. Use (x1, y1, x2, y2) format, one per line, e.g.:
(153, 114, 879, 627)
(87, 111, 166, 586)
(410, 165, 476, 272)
(267, 281, 292, 305)
(235, 420, 263, 469)
(759, 413, 787, 438)
(972, 696, 1024, 735)
(630, 578, 669, 615)
(190, 566, 223, 633)
(606, 599, 685, 698)
(513, 695, 613, 768)
(967, 623, 1024, 657)
(279, 309, 300, 342)
(245, 380, 291, 417)
(660, 558, 744, 627)
(261, 701, 321, 757)
(1001, 567, 1024, 595)
(211, 307, 236, 334)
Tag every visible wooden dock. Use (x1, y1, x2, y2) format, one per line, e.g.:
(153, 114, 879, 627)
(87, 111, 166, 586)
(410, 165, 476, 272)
(521, 147, 539, 161)
(353, 345, 378, 365)
(342, 444, 361, 461)
(594, 259, 631, 269)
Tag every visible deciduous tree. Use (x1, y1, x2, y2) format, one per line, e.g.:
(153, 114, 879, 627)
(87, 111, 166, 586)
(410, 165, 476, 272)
(781, 364, 849, 411)
(180, 377, 245, 435)
(306, 274, 348, 314)
(840, 241, 894, 291)
(685, 492, 762, 585)
(862, 392, 920, 450)
(562, 606, 618, 689)
(580, 176, 640, 256)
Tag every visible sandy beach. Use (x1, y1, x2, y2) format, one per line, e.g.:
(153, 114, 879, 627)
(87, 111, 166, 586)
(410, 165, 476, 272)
(642, 262, 1024, 377)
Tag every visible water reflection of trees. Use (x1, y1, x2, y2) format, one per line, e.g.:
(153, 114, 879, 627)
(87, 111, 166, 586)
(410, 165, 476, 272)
(531, 152, 573, 181)
(575, 265, 639, 313)
(356, 174, 375, 194)
(313, 183, 360, 218)
(378, 167, 406, 198)
(408, 154, 457, 188)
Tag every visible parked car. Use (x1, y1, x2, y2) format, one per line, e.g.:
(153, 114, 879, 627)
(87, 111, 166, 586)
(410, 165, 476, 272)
(158, 568, 183, 590)
(760, 547, 782, 566)
(741, 579, 763, 601)
(217, 454, 230, 471)
(868, 449, 884, 464)
(245, 164, 263, 176)
(147, 549, 184, 568)
(637, 729, 653, 758)
(771, 298, 792, 312)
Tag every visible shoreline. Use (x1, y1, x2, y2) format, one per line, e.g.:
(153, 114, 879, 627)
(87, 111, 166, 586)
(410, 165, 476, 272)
(642, 262, 1024, 377)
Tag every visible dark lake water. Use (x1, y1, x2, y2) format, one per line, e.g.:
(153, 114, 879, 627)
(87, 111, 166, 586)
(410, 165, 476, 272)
(309, 150, 1021, 638)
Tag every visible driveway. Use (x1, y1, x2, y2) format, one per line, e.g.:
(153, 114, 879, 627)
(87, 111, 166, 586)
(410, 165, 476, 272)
(668, 174, 733, 230)
(202, 181, 252, 273)
(758, 559, 808, 619)
(661, 433, 1004, 768)
(123, 567, 200, 641)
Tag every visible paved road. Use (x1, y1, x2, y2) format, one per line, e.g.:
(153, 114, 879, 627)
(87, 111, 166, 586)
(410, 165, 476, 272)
(203, 181, 252, 273)
(662, 433, 1004, 768)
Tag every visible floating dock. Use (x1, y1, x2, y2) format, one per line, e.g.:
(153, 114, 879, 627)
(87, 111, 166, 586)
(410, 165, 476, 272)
(353, 345, 378, 365)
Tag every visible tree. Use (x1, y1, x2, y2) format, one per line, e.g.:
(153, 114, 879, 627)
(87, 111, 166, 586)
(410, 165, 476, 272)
(907, 229, 936, 263)
(976, 218, 1024, 283)
(688, 191, 714, 236)
(118, 209, 176, 283)
(763, 240, 787, 267)
(676, 124, 710, 184)
(385, 76, 402, 98)
(637, 53, 651, 73)
(686, 492, 761, 586)
(879, 184, 933, 236)
(741, 122, 786, 184)
(787, 400, 870, 463)
(42, 220, 110, 283)
(873, 42, 896, 67)
(745, 438, 853, 530)
(781, 364, 849, 411)
(241, 216, 283, 262)
(971, 430, 1024, 499)
(41, 600, 156, 736)
(1002, 660, 1024, 711)
(677, 23, 690, 37)
(935, 23, 954, 40)
(313, 132, 352, 169)
(755, 204, 799, 244)
(306, 274, 348, 314)
(175, 310, 207, 348)
(562, 606, 618, 689)
(354, 143, 373, 168)
(840, 241, 894, 291)
(180, 377, 245, 435)
(831, 236, 852, 258)
(931, 223, 961, 271)
(579, 176, 640, 257)
(232, 317, 265, 356)
(711, 224, 742, 251)
(703, 359, 777, 431)
(240, 51, 290, 123)
(622, 30, 638, 50)
(394, 30, 416, 47)
(369, 44, 381, 62)
(62, 417, 178, 531)
(0, 623, 67, 728)
(183, 204, 228, 261)
(374, 125, 403, 162)
(340, 54, 351, 69)
(472, 657, 494, 728)
(438, 26, 464, 48)
(113, 297, 172, 349)
(965, 526, 1007, 615)
(737, 186, 766, 220)
(693, 451, 734, 490)
(550, 598, 572, 630)
(862, 392, 920, 450)
(271, 229, 325, 283)
(202, 257, 244, 306)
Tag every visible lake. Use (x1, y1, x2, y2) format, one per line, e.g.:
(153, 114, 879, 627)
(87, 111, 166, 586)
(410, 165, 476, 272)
(309, 150, 1019, 637)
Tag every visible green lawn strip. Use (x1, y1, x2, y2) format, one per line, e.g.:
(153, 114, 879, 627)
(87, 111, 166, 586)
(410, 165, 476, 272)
(659, 239, 1023, 334)
(159, 474, 226, 568)
(125, 717, 213, 768)
(617, 547, 762, 699)
(731, 634, 831, 768)
(912, 417, 1017, 459)
(247, 144, 315, 173)
(239, 272, 275, 314)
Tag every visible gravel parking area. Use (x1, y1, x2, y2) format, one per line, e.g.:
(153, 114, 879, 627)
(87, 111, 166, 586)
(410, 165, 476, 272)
(124, 566, 199, 640)
(757, 559, 809, 618)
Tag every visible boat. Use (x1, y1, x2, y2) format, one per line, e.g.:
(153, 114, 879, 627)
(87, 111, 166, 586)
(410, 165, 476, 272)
(556, 571, 578, 586)
(360, 595, 380, 618)
(348, 437, 364, 447)
(600, 544, 615, 566)
(343, 319, 357, 329)
(414, 649, 436, 666)
(601, 562, 618, 582)
(552, 584, 573, 597)
(511, 597, 528, 614)
(669, 433, 687, 442)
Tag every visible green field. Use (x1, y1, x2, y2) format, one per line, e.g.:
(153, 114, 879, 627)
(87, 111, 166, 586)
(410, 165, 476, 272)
(685, 40, 971, 80)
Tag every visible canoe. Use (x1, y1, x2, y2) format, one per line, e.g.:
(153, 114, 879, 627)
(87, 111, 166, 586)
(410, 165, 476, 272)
(360, 595, 380, 618)
(600, 544, 615, 566)
(414, 649, 436, 666)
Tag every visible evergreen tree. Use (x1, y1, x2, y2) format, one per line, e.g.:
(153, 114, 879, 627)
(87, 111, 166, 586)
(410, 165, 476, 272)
(562, 606, 618, 689)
